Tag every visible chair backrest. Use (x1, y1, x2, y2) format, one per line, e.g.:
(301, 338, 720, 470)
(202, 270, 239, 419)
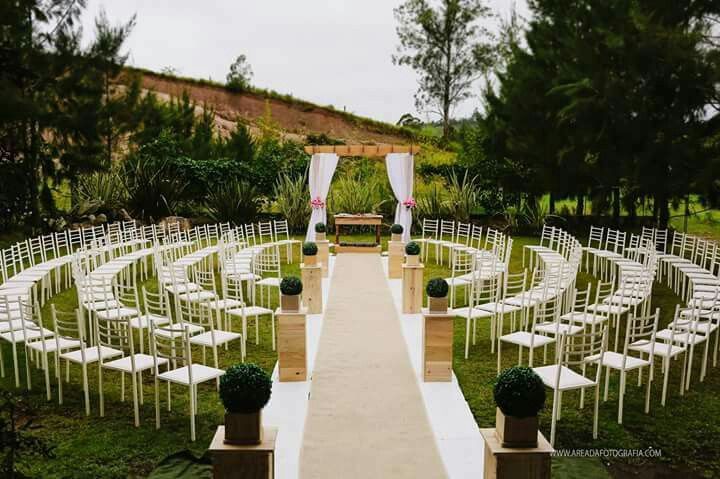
(455, 223, 471, 246)
(244, 224, 257, 246)
(142, 286, 172, 323)
(150, 324, 193, 378)
(450, 248, 475, 279)
(587, 226, 604, 249)
(654, 229, 668, 253)
(273, 220, 291, 242)
(558, 326, 607, 377)
(439, 220, 455, 242)
(468, 224, 483, 250)
(622, 309, 659, 365)
(682, 235, 697, 260)
(254, 247, 280, 277)
(94, 313, 137, 366)
(503, 269, 527, 299)
(421, 218, 439, 241)
(192, 268, 218, 294)
(257, 222, 274, 244)
(52, 305, 86, 356)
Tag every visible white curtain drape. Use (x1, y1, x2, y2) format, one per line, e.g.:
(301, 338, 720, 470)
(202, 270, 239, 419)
(385, 153, 414, 242)
(305, 153, 339, 242)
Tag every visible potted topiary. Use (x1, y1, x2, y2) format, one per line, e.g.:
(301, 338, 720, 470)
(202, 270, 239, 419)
(405, 241, 421, 266)
(314, 222, 326, 241)
(390, 223, 404, 242)
(219, 363, 272, 445)
(493, 366, 546, 448)
(303, 241, 318, 265)
(280, 276, 303, 312)
(426, 278, 449, 313)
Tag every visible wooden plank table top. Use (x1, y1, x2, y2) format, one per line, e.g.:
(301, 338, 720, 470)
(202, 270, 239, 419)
(333, 214, 383, 247)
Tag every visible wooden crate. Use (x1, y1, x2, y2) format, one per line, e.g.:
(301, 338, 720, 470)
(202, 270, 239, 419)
(480, 429, 552, 479)
(316, 240, 330, 277)
(301, 263, 323, 314)
(388, 241, 405, 279)
(209, 426, 277, 479)
(422, 312, 454, 382)
(402, 264, 424, 313)
(277, 310, 307, 382)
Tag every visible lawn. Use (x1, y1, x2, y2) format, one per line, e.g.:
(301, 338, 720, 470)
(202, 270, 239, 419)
(2, 233, 718, 478)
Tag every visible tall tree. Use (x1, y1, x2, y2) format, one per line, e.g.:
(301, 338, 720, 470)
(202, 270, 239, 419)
(393, 0, 496, 140)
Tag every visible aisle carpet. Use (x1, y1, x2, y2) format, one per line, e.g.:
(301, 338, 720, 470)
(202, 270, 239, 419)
(299, 254, 447, 478)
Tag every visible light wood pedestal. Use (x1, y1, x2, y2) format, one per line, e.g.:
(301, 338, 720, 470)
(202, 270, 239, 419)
(301, 263, 323, 314)
(388, 241, 405, 279)
(276, 309, 307, 382)
(316, 240, 329, 277)
(421, 310, 454, 382)
(402, 263, 424, 313)
(209, 426, 277, 479)
(480, 429, 553, 479)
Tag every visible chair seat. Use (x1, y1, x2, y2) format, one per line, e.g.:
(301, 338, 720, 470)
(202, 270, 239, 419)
(157, 364, 225, 385)
(671, 317, 719, 333)
(83, 299, 121, 311)
(60, 345, 123, 364)
(163, 283, 201, 294)
(189, 330, 242, 347)
(27, 336, 83, 353)
(129, 314, 171, 329)
(256, 277, 281, 287)
(562, 311, 606, 325)
(226, 273, 260, 282)
(477, 302, 523, 314)
(534, 322, 584, 336)
(0, 319, 24, 332)
(226, 305, 274, 317)
(95, 307, 140, 321)
(276, 239, 301, 245)
(0, 327, 53, 343)
(204, 299, 244, 310)
(586, 351, 650, 371)
(586, 303, 630, 315)
(154, 323, 205, 338)
(453, 306, 494, 319)
(656, 328, 707, 345)
(533, 365, 596, 391)
(499, 331, 555, 348)
(177, 291, 218, 302)
(103, 353, 167, 373)
(629, 339, 684, 358)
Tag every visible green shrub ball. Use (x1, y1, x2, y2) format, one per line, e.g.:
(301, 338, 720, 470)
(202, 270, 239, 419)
(219, 363, 272, 414)
(493, 366, 546, 418)
(302, 241, 318, 256)
(280, 276, 303, 295)
(314, 222, 326, 233)
(405, 241, 421, 255)
(390, 223, 404, 234)
(426, 278, 449, 298)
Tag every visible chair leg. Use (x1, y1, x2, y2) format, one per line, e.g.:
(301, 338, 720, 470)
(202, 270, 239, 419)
(82, 363, 90, 416)
(155, 378, 161, 430)
(550, 388, 560, 447)
(593, 384, 600, 439)
(604, 367, 610, 401)
(131, 370, 140, 427)
(189, 384, 196, 442)
(644, 369, 652, 414)
(618, 370, 625, 424)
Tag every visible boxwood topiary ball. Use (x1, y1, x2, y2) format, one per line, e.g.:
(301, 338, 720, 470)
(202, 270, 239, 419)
(426, 278, 449, 298)
(280, 276, 303, 295)
(493, 366, 546, 418)
(314, 222, 326, 233)
(303, 241, 318, 256)
(391, 223, 404, 234)
(219, 363, 272, 414)
(405, 241, 421, 255)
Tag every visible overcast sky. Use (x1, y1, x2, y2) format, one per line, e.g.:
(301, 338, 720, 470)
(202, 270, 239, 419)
(80, 1, 528, 124)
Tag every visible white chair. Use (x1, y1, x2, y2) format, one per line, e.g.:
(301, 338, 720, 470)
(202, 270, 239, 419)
(51, 306, 92, 414)
(273, 219, 301, 263)
(414, 218, 439, 262)
(533, 326, 608, 446)
(225, 277, 275, 351)
(151, 324, 224, 441)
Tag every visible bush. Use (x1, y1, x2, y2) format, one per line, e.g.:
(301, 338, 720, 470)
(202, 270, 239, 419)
(219, 364, 272, 414)
(273, 172, 310, 233)
(390, 223, 404, 234)
(122, 152, 188, 221)
(426, 278, 449, 298)
(405, 241, 421, 255)
(205, 179, 262, 224)
(493, 366, 546, 418)
(280, 276, 303, 295)
(302, 241, 318, 256)
(314, 222, 326, 233)
(74, 170, 127, 217)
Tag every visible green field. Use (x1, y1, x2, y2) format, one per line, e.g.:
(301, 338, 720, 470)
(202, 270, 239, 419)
(1, 234, 718, 478)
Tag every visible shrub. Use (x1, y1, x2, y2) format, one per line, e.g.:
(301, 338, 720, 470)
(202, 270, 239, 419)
(426, 278, 449, 298)
(390, 223, 404, 234)
(493, 367, 546, 418)
(219, 364, 272, 414)
(205, 179, 262, 224)
(314, 222, 326, 233)
(405, 241, 421, 255)
(74, 170, 126, 217)
(273, 172, 310, 233)
(280, 276, 303, 295)
(446, 170, 478, 223)
(302, 241, 318, 256)
(122, 154, 188, 221)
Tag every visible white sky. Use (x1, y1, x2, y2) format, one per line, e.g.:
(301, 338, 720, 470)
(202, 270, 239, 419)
(80, 1, 528, 124)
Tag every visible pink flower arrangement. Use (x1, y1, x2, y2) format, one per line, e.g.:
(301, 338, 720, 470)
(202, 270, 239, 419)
(402, 197, 416, 209)
(310, 196, 325, 209)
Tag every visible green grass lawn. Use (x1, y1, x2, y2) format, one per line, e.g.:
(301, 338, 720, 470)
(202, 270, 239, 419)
(2, 234, 719, 478)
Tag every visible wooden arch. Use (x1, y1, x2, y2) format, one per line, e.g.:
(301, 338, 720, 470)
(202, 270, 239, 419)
(303, 144, 420, 158)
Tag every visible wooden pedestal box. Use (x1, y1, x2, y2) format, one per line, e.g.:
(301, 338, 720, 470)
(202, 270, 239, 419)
(210, 426, 277, 479)
(276, 309, 306, 382)
(402, 264, 424, 313)
(422, 312, 454, 382)
(388, 241, 405, 279)
(480, 428, 552, 479)
(316, 240, 330, 277)
(301, 263, 323, 314)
